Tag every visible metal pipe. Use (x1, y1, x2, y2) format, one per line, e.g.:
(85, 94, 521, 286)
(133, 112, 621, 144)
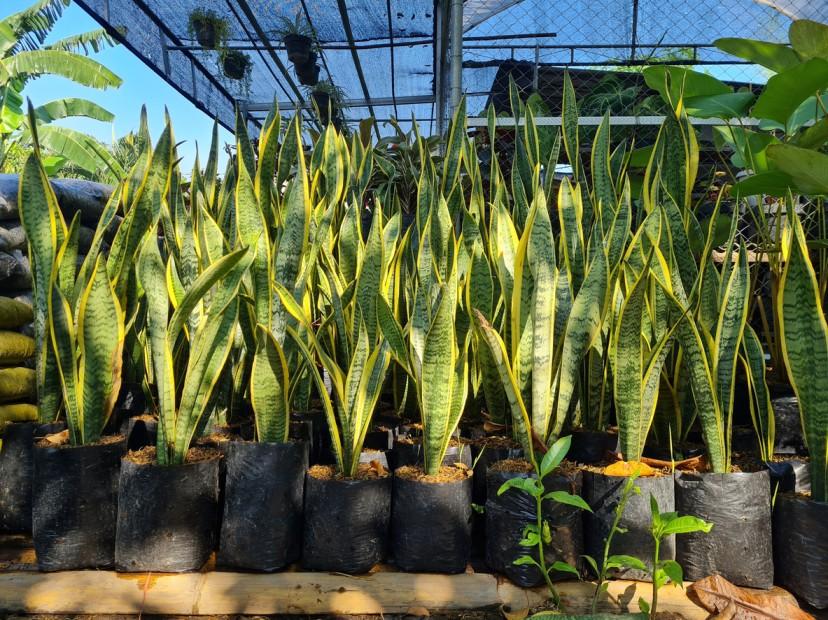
(245, 94, 435, 112)
(434, 0, 447, 137)
(449, 0, 463, 114)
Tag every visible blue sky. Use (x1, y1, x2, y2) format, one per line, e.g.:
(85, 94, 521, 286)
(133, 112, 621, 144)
(6, 0, 233, 171)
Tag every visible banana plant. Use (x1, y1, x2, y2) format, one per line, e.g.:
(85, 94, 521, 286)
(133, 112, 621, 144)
(779, 210, 828, 502)
(137, 233, 252, 466)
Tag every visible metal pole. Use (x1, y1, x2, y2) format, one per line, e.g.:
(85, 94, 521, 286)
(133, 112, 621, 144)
(435, 1, 447, 137)
(449, 0, 463, 114)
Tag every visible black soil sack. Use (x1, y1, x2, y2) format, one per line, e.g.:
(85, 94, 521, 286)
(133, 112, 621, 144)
(32, 438, 125, 570)
(393, 440, 472, 470)
(303, 473, 391, 573)
(568, 430, 617, 464)
(773, 494, 828, 609)
(0, 422, 36, 532)
(471, 441, 523, 505)
(765, 460, 810, 495)
(218, 441, 308, 571)
(0, 421, 64, 532)
(674, 470, 772, 588)
(485, 468, 583, 587)
(115, 455, 220, 572)
(584, 471, 675, 581)
(391, 473, 473, 573)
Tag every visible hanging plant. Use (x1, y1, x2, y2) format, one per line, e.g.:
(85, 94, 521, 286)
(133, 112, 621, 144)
(187, 9, 230, 51)
(309, 80, 345, 126)
(295, 51, 320, 86)
(275, 13, 315, 65)
(222, 49, 253, 89)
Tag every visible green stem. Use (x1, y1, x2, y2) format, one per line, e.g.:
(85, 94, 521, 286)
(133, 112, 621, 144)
(650, 536, 660, 620)
(535, 490, 560, 607)
(591, 475, 635, 614)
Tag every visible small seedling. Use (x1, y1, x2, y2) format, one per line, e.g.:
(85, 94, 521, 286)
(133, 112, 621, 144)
(583, 471, 648, 614)
(639, 494, 713, 619)
(497, 435, 592, 606)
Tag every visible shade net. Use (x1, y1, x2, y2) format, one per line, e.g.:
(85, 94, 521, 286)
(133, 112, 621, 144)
(75, 0, 828, 135)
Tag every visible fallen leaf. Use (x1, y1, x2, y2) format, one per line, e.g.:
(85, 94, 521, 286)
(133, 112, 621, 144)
(369, 460, 387, 476)
(406, 606, 430, 617)
(44, 429, 69, 445)
(641, 454, 708, 472)
(604, 460, 658, 477)
(500, 604, 529, 620)
(688, 575, 814, 620)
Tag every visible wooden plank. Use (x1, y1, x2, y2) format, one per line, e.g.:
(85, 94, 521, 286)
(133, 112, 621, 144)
(0, 569, 716, 617)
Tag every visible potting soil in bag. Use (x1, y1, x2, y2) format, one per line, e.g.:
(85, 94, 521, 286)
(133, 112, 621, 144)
(0, 403, 37, 423)
(0, 225, 26, 252)
(773, 494, 828, 609)
(0, 331, 35, 365)
(0, 297, 33, 329)
(0, 367, 35, 402)
(115, 448, 221, 572)
(303, 465, 391, 573)
(0, 174, 113, 225)
(584, 470, 675, 582)
(391, 466, 473, 573)
(218, 440, 308, 571)
(485, 463, 583, 586)
(32, 436, 125, 570)
(674, 470, 773, 588)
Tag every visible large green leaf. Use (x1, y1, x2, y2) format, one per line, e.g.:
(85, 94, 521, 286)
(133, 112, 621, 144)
(6, 49, 121, 88)
(753, 58, 828, 126)
(250, 325, 290, 443)
(643, 66, 730, 109)
(766, 143, 828, 194)
(789, 19, 828, 61)
(714, 37, 801, 73)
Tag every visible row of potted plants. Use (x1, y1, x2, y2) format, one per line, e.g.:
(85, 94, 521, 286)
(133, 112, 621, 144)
(2, 60, 826, 612)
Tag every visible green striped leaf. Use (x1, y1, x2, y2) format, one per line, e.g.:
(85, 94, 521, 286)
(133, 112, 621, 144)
(779, 214, 828, 501)
(251, 325, 290, 444)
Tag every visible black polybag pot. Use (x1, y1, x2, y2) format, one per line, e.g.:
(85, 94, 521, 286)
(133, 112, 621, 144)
(674, 470, 772, 588)
(0, 421, 64, 532)
(485, 468, 583, 587)
(32, 438, 125, 570)
(470, 440, 523, 505)
(295, 51, 319, 86)
(218, 440, 308, 571)
(568, 430, 617, 464)
(584, 471, 675, 581)
(773, 494, 828, 609)
(115, 454, 220, 572)
(302, 472, 391, 573)
(391, 472, 473, 573)
(284, 33, 312, 64)
(765, 459, 810, 495)
(393, 440, 472, 470)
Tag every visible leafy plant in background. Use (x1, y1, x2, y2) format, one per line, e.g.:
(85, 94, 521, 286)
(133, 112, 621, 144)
(187, 9, 230, 51)
(496, 436, 592, 605)
(0, 0, 124, 177)
(639, 495, 712, 619)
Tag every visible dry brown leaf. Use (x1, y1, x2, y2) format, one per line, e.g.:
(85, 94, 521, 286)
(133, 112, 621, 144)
(500, 604, 529, 620)
(604, 460, 657, 477)
(406, 606, 430, 617)
(44, 429, 69, 445)
(369, 459, 387, 476)
(641, 454, 708, 472)
(688, 575, 814, 620)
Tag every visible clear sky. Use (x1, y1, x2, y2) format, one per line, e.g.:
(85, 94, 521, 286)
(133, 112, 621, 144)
(5, 0, 233, 172)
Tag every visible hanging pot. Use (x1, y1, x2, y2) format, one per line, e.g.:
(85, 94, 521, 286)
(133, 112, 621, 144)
(284, 33, 312, 65)
(32, 436, 125, 570)
(190, 16, 221, 49)
(222, 52, 250, 81)
(218, 440, 308, 571)
(115, 448, 221, 572)
(391, 465, 473, 573)
(295, 52, 320, 86)
(583, 470, 675, 582)
(302, 464, 391, 573)
(674, 470, 773, 589)
(773, 493, 828, 609)
(485, 461, 583, 587)
(0, 421, 65, 533)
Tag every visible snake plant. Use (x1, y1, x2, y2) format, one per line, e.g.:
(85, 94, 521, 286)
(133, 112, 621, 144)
(779, 210, 828, 501)
(137, 233, 252, 466)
